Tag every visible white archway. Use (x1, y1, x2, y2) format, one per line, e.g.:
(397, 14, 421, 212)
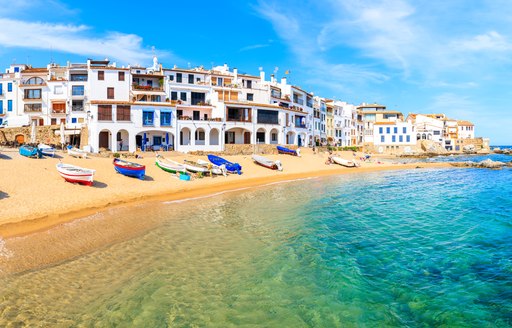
(210, 128, 220, 145)
(269, 128, 279, 145)
(180, 127, 192, 146)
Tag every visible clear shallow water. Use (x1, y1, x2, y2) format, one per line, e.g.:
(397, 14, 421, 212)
(0, 168, 511, 327)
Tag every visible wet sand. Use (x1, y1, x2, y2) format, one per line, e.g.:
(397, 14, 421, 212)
(0, 147, 451, 274)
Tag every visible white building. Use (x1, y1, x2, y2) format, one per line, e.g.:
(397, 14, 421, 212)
(373, 121, 415, 153)
(457, 120, 475, 139)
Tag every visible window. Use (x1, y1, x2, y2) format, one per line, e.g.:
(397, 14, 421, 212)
(257, 109, 279, 124)
(54, 85, 63, 94)
(107, 87, 114, 99)
(403, 127, 407, 134)
(71, 118, 77, 123)
(52, 103, 66, 113)
(24, 89, 41, 99)
(8, 100, 12, 111)
(271, 133, 277, 142)
(379, 127, 383, 134)
(433, 131, 440, 135)
(25, 77, 44, 85)
(0, 83, 2, 95)
(381, 135, 385, 142)
(169, 75, 174, 81)
(70, 74, 88, 81)
(191, 92, 205, 105)
(116, 105, 131, 121)
(180, 92, 187, 101)
(8, 83, 12, 92)
(246, 80, 252, 89)
(399, 135, 403, 142)
(98, 71, 104, 80)
(0, 100, 3, 113)
(51, 118, 56, 125)
(98, 105, 112, 121)
(72, 100, 84, 111)
(177, 109, 183, 118)
(195, 130, 205, 140)
(143, 111, 154, 125)
(386, 127, 390, 134)
(118, 72, 125, 81)
(247, 93, 254, 101)
(171, 91, 178, 100)
(218, 77, 223, 86)
(72, 85, 84, 96)
(394, 127, 398, 134)
(406, 135, 411, 142)
(160, 111, 171, 126)
(188, 74, 194, 84)
(176, 73, 182, 83)
(192, 110, 200, 120)
(14, 67, 19, 73)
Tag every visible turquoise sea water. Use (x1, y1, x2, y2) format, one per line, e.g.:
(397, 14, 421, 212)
(0, 168, 511, 327)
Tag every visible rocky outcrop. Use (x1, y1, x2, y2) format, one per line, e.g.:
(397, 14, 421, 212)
(421, 140, 447, 154)
(450, 159, 508, 169)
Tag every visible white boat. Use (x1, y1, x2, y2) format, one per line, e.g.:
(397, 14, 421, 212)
(155, 154, 187, 175)
(330, 156, 358, 167)
(191, 159, 227, 176)
(56, 162, 95, 186)
(38, 143, 56, 157)
(252, 155, 283, 171)
(67, 145, 88, 159)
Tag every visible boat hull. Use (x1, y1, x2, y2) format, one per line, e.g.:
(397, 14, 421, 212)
(56, 163, 95, 186)
(331, 156, 357, 167)
(207, 154, 242, 174)
(38, 144, 55, 157)
(277, 146, 300, 156)
(113, 159, 146, 180)
(20, 146, 42, 158)
(252, 155, 282, 171)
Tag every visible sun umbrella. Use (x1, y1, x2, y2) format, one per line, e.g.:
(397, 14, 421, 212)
(30, 120, 36, 143)
(60, 122, 65, 147)
(142, 132, 147, 151)
(165, 132, 169, 150)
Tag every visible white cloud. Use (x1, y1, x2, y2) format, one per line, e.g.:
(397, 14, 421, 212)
(0, 18, 163, 65)
(455, 31, 511, 52)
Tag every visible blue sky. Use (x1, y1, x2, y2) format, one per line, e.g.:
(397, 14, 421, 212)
(0, 0, 510, 144)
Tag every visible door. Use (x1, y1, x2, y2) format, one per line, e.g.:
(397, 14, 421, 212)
(15, 134, 24, 144)
(153, 136, 162, 146)
(244, 132, 251, 144)
(136, 135, 142, 148)
(38, 119, 44, 126)
(99, 131, 109, 149)
(193, 111, 200, 120)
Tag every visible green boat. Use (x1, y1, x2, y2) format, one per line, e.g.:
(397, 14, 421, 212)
(155, 154, 190, 180)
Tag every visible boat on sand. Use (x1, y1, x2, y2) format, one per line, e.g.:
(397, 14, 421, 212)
(252, 155, 283, 171)
(56, 162, 95, 186)
(207, 154, 242, 175)
(113, 158, 146, 180)
(277, 146, 301, 157)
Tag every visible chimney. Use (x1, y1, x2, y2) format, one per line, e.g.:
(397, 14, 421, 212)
(271, 74, 275, 83)
(233, 68, 238, 82)
(281, 77, 287, 86)
(223, 63, 228, 71)
(260, 70, 265, 83)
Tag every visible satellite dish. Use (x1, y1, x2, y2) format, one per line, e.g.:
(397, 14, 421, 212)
(378, 146, 384, 154)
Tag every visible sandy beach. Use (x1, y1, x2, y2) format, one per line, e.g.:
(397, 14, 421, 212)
(0, 148, 451, 238)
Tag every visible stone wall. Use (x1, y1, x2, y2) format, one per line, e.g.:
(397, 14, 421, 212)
(0, 125, 84, 147)
(189, 144, 298, 156)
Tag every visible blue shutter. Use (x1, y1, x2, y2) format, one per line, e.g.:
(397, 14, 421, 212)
(7, 83, 12, 92)
(7, 100, 12, 111)
(0, 83, 3, 95)
(0, 100, 3, 114)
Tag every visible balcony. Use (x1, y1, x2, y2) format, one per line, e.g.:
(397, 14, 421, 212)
(132, 84, 163, 92)
(24, 104, 42, 112)
(72, 105, 84, 112)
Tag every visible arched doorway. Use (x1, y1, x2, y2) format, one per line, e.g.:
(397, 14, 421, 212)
(210, 128, 219, 145)
(225, 128, 251, 144)
(180, 127, 191, 146)
(195, 128, 206, 145)
(117, 129, 129, 151)
(256, 128, 266, 144)
(99, 129, 111, 150)
(286, 131, 296, 145)
(269, 128, 279, 144)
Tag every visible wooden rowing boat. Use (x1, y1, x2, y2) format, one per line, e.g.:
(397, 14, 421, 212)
(56, 162, 95, 186)
(252, 155, 283, 171)
(113, 158, 146, 180)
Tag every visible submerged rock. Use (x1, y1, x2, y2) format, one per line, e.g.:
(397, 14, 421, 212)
(450, 159, 506, 169)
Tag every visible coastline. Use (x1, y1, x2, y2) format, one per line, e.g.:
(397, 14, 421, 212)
(0, 148, 453, 275)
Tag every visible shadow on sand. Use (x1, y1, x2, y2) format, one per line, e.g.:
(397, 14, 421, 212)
(0, 191, 9, 199)
(0, 153, 12, 160)
(92, 181, 108, 189)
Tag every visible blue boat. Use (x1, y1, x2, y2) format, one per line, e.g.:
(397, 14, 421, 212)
(207, 154, 242, 175)
(113, 158, 146, 180)
(277, 146, 301, 157)
(19, 145, 42, 158)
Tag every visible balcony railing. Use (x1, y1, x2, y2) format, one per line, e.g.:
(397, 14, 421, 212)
(132, 84, 163, 91)
(72, 106, 84, 111)
(24, 104, 42, 112)
(52, 108, 66, 114)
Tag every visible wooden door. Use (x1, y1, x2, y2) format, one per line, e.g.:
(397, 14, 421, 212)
(99, 131, 109, 149)
(244, 132, 251, 144)
(15, 134, 24, 144)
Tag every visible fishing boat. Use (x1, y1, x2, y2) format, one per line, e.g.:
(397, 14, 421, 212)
(56, 162, 95, 186)
(38, 143, 56, 157)
(252, 155, 283, 171)
(113, 158, 146, 180)
(277, 146, 301, 157)
(19, 145, 42, 158)
(330, 156, 358, 167)
(155, 154, 190, 180)
(185, 159, 227, 176)
(196, 159, 227, 176)
(207, 154, 242, 175)
(67, 145, 88, 159)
